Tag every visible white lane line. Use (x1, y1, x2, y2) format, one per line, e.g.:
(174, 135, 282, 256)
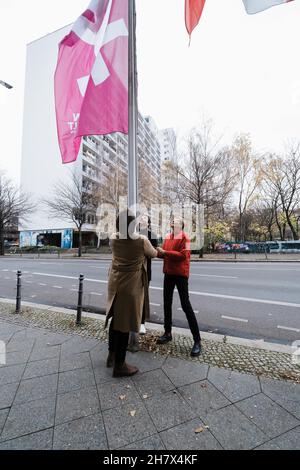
(177, 307, 199, 313)
(222, 315, 249, 323)
(277, 325, 300, 333)
(2, 269, 9, 272)
(32, 272, 108, 284)
(38, 283, 47, 287)
(150, 302, 161, 307)
(31, 295, 37, 298)
(53, 286, 63, 289)
(4, 277, 11, 280)
(90, 292, 103, 296)
(150, 285, 300, 309)
(191, 274, 237, 279)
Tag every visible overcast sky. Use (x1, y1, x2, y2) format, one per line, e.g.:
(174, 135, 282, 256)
(0, 0, 299, 183)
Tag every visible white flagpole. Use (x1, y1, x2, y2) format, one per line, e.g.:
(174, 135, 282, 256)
(128, 0, 138, 215)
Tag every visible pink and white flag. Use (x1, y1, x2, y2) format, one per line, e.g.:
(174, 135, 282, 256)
(242, 0, 294, 14)
(54, 0, 128, 164)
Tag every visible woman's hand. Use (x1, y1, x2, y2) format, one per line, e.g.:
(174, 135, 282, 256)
(157, 247, 166, 256)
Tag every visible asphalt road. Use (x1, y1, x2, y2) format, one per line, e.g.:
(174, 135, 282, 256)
(0, 257, 300, 345)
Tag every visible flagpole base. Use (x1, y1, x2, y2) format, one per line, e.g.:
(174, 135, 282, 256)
(127, 332, 140, 353)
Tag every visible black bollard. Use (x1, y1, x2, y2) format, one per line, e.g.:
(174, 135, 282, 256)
(16, 271, 22, 314)
(76, 274, 84, 325)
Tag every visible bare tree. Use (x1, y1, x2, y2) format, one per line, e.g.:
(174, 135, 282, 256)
(262, 146, 300, 240)
(96, 166, 127, 210)
(179, 121, 236, 256)
(231, 134, 262, 242)
(43, 170, 97, 257)
(0, 172, 33, 256)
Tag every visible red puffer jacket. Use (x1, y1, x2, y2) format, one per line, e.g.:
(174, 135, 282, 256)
(158, 231, 191, 278)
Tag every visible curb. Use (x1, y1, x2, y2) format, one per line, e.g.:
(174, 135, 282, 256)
(2, 255, 300, 263)
(0, 297, 293, 355)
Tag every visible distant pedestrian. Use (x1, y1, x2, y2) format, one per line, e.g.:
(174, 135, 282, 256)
(105, 210, 157, 377)
(157, 216, 202, 356)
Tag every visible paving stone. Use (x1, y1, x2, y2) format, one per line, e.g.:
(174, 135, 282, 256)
(5, 349, 32, 366)
(0, 396, 56, 442)
(120, 434, 165, 450)
(254, 426, 300, 450)
(7, 338, 35, 353)
(132, 369, 175, 397)
(53, 413, 107, 450)
(93, 364, 118, 385)
(102, 401, 156, 449)
(0, 409, 9, 434)
(58, 367, 96, 394)
(208, 367, 261, 402)
(55, 386, 100, 425)
(0, 428, 53, 450)
(23, 357, 60, 380)
(35, 332, 72, 347)
(89, 345, 110, 370)
(59, 351, 92, 372)
(14, 374, 58, 405)
(30, 344, 60, 362)
(0, 382, 19, 409)
(0, 364, 26, 386)
(204, 405, 267, 450)
(125, 351, 166, 373)
(144, 390, 198, 432)
(97, 379, 141, 411)
(254, 441, 281, 450)
(61, 337, 99, 355)
(162, 357, 209, 387)
(178, 380, 230, 419)
(260, 377, 300, 419)
(235, 393, 300, 439)
(160, 418, 223, 450)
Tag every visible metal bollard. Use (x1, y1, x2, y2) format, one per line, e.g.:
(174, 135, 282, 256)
(76, 274, 84, 325)
(16, 271, 22, 314)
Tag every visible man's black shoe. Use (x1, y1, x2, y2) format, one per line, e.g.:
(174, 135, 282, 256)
(157, 333, 172, 345)
(191, 341, 202, 357)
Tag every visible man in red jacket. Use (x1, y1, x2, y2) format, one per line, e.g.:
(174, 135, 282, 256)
(157, 216, 202, 356)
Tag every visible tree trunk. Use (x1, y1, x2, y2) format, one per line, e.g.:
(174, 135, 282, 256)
(285, 211, 299, 240)
(0, 224, 4, 256)
(78, 228, 82, 258)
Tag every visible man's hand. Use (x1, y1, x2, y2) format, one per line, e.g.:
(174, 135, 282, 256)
(157, 247, 166, 256)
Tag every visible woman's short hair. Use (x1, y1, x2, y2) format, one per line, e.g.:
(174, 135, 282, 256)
(116, 210, 136, 238)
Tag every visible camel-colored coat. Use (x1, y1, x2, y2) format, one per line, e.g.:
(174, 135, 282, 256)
(105, 234, 157, 333)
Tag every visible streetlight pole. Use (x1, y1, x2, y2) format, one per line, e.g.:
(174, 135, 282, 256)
(0, 80, 13, 90)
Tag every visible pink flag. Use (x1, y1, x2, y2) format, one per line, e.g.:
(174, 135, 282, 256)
(242, 0, 294, 14)
(54, 0, 128, 164)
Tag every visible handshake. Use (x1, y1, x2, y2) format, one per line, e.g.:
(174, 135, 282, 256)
(157, 247, 166, 256)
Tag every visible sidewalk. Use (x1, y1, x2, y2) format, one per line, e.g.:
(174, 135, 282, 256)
(0, 304, 300, 450)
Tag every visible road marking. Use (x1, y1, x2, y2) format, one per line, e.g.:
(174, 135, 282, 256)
(32, 272, 108, 284)
(38, 283, 47, 287)
(90, 292, 103, 296)
(222, 315, 249, 323)
(277, 325, 300, 333)
(150, 285, 300, 308)
(53, 286, 63, 289)
(177, 307, 199, 313)
(31, 295, 37, 298)
(4, 277, 11, 280)
(191, 274, 237, 279)
(150, 302, 161, 307)
(2, 269, 9, 272)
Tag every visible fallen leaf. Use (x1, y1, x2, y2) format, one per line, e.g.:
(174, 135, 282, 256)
(194, 427, 204, 434)
(126, 385, 131, 389)
(200, 384, 207, 388)
(143, 394, 148, 399)
(119, 395, 126, 401)
(130, 410, 136, 417)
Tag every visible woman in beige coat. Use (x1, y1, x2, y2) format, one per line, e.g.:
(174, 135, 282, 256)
(105, 211, 157, 377)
